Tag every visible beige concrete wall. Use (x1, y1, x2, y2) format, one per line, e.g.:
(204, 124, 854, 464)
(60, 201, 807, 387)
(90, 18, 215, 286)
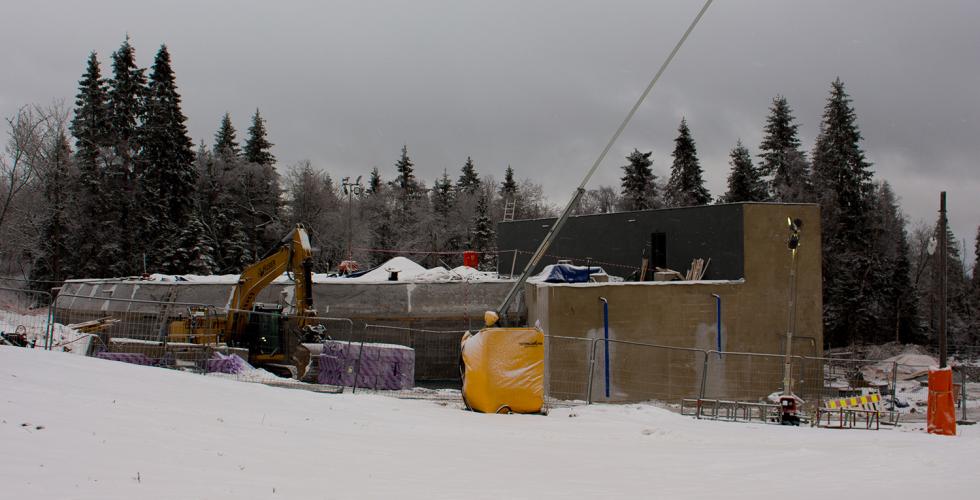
(529, 203, 822, 403)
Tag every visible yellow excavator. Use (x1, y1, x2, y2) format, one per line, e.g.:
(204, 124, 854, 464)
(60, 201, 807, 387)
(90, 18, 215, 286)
(168, 224, 318, 378)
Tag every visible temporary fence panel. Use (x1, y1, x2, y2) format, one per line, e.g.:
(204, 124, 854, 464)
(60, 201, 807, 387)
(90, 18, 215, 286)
(591, 339, 706, 405)
(701, 351, 792, 404)
(0, 287, 53, 349)
(360, 324, 466, 381)
(543, 335, 595, 403)
(55, 294, 218, 373)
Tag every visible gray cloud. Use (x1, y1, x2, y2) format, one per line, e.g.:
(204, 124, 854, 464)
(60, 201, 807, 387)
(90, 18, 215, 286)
(1, 0, 977, 264)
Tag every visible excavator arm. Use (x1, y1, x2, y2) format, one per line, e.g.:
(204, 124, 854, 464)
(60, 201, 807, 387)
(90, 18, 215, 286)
(168, 224, 317, 379)
(226, 224, 316, 339)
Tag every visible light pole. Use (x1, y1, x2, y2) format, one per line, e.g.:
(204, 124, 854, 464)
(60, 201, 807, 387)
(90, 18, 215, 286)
(780, 217, 803, 426)
(341, 176, 363, 263)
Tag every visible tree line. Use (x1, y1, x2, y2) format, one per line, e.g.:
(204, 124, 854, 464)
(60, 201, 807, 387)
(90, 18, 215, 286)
(0, 38, 976, 348)
(604, 79, 978, 348)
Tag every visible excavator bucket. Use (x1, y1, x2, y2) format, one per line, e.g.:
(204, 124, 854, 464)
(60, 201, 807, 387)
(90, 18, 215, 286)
(291, 342, 312, 380)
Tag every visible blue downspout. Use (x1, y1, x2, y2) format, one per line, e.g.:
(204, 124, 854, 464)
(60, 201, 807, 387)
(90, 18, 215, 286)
(600, 297, 610, 398)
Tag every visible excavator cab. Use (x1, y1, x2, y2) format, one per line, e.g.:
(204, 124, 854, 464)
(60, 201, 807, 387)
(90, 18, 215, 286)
(245, 303, 284, 356)
(238, 302, 311, 379)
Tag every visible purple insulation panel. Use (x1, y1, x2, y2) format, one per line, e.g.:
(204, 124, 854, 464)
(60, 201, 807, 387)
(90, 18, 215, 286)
(317, 341, 414, 390)
(96, 352, 158, 366)
(206, 353, 249, 374)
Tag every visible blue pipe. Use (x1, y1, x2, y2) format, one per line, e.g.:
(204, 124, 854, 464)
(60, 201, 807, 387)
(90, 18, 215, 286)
(711, 294, 722, 355)
(600, 297, 610, 398)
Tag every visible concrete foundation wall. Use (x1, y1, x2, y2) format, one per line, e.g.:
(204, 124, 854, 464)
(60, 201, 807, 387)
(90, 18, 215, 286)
(55, 279, 518, 322)
(54, 279, 521, 380)
(529, 203, 822, 403)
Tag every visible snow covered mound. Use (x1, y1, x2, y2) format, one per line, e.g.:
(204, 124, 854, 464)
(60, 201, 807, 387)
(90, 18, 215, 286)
(352, 256, 428, 281)
(3, 346, 980, 499)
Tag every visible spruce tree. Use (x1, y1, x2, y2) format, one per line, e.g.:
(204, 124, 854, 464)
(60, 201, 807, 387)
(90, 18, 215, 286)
(619, 149, 657, 210)
(758, 96, 811, 201)
(159, 216, 217, 275)
(367, 167, 382, 194)
(664, 118, 710, 207)
(812, 79, 875, 244)
(721, 140, 765, 203)
(811, 78, 876, 347)
(499, 165, 517, 199)
(103, 36, 147, 276)
(469, 193, 496, 271)
(138, 45, 196, 240)
(107, 36, 146, 171)
(243, 109, 275, 166)
(69, 52, 111, 277)
(394, 145, 418, 195)
(214, 113, 240, 161)
(432, 170, 454, 218)
(457, 156, 480, 194)
(70, 52, 110, 191)
(430, 170, 460, 260)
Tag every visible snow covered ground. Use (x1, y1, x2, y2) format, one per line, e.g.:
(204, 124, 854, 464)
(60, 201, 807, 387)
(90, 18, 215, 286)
(2, 346, 978, 499)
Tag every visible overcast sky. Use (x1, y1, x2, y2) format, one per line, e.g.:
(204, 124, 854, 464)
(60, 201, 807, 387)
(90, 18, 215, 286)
(2, 0, 977, 265)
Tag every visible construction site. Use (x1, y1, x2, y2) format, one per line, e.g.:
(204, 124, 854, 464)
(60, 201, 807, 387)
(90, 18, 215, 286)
(2, 201, 973, 429)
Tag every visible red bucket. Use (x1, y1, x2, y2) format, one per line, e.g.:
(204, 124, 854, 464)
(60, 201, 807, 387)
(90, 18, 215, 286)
(463, 251, 479, 268)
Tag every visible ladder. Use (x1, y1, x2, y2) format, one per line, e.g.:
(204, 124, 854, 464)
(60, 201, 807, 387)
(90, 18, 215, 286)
(154, 285, 179, 342)
(503, 199, 516, 222)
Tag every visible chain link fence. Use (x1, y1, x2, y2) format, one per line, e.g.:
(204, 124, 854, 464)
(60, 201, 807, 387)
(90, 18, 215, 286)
(53, 294, 219, 372)
(543, 334, 979, 424)
(10, 288, 977, 420)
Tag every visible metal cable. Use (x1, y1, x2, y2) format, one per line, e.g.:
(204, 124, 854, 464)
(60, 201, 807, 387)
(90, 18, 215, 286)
(577, 0, 714, 191)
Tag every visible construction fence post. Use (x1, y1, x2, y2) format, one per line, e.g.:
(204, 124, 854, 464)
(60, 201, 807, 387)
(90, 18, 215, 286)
(891, 361, 899, 412)
(697, 351, 710, 419)
(586, 338, 599, 405)
(960, 367, 967, 422)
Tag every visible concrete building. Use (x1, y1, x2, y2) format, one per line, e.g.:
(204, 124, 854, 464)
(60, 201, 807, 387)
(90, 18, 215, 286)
(55, 202, 821, 399)
(498, 203, 823, 403)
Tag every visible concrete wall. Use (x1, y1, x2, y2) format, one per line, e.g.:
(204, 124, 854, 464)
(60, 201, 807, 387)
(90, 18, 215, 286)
(528, 203, 822, 403)
(54, 279, 521, 380)
(55, 279, 519, 322)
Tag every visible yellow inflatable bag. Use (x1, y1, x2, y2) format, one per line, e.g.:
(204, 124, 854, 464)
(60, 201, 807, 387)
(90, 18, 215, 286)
(460, 327, 544, 414)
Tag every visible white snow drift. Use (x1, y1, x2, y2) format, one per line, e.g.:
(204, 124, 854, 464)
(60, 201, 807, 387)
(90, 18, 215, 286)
(2, 346, 978, 499)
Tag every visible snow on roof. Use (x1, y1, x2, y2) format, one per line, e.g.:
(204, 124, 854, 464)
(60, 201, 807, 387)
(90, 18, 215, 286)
(139, 256, 503, 284)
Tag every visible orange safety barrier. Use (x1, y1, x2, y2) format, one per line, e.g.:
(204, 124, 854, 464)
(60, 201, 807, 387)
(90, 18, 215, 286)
(927, 367, 957, 436)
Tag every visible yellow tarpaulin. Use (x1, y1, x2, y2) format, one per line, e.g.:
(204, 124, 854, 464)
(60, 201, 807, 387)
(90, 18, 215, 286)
(460, 327, 544, 414)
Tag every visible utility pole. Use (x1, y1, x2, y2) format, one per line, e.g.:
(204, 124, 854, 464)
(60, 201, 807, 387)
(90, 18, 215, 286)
(939, 192, 948, 369)
(341, 176, 363, 262)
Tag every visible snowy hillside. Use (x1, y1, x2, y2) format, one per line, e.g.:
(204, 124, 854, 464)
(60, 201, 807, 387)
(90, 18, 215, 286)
(2, 346, 978, 499)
